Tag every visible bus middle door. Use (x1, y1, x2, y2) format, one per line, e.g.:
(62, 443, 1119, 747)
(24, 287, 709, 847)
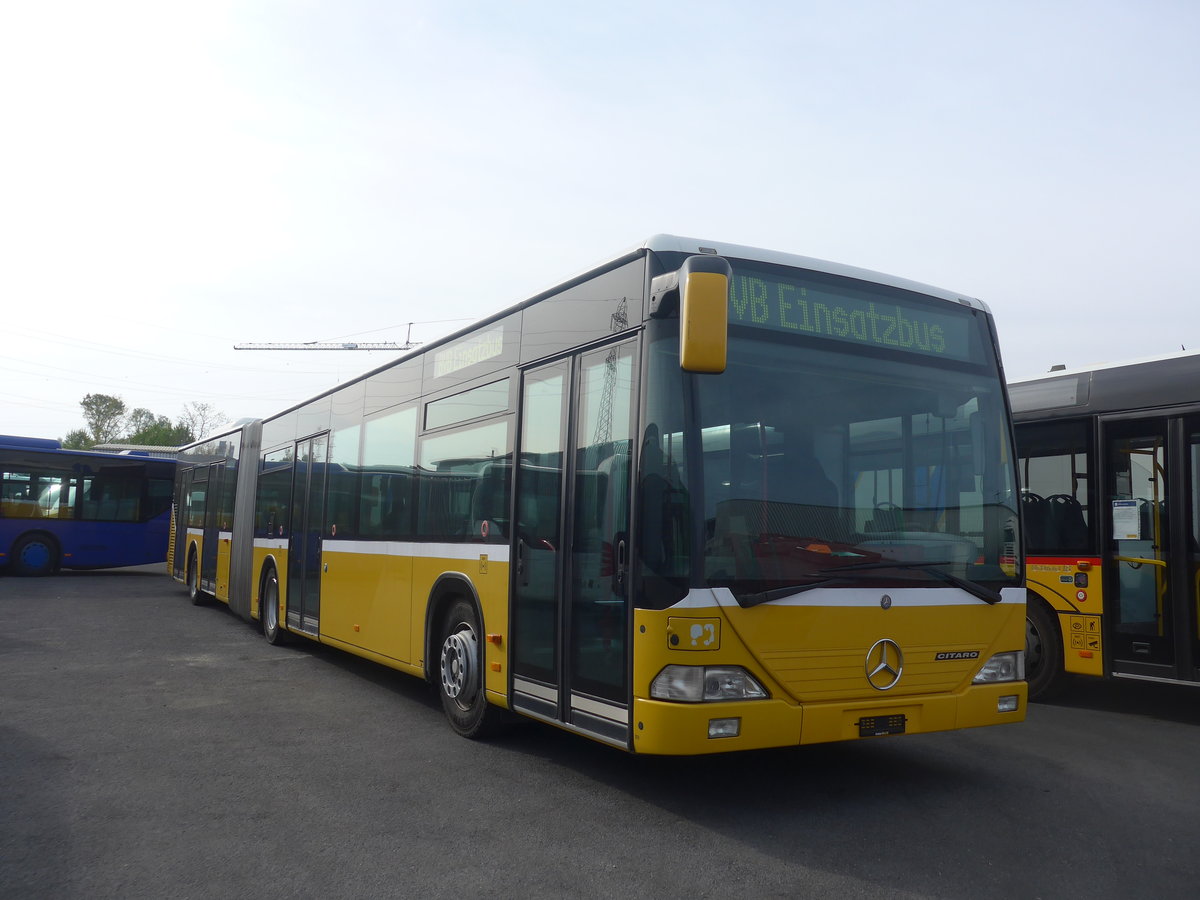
(287, 433, 329, 637)
(200, 462, 225, 594)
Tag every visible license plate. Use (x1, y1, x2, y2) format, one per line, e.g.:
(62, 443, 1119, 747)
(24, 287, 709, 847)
(858, 714, 906, 737)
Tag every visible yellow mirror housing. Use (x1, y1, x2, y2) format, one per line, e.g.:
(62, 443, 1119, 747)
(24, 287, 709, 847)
(678, 255, 731, 374)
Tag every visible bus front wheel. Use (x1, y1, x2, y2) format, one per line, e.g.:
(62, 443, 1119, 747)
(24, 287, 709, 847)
(437, 598, 505, 739)
(11, 534, 58, 576)
(1026, 598, 1063, 701)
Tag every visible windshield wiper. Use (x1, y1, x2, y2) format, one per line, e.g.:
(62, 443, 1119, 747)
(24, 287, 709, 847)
(737, 560, 1002, 608)
(738, 570, 898, 608)
(739, 579, 841, 608)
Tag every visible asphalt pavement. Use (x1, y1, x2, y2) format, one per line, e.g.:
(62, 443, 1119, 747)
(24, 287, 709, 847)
(4, 566, 1200, 899)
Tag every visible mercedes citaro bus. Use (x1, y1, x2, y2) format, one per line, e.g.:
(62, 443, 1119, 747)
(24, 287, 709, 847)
(170, 236, 1026, 754)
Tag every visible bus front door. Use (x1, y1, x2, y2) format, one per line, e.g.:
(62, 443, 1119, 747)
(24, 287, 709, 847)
(1105, 416, 1200, 683)
(287, 433, 328, 636)
(511, 341, 637, 747)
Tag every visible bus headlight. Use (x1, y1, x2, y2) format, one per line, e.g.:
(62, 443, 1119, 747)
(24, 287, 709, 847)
(650, 665, 768, 702)
(972, 651, 1025, 684)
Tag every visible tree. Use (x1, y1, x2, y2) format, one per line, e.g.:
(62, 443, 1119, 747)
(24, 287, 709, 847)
(180, 401, 227, 440)
(79, 393, 128, 444)
(61, 428, 92, 450)
(61, 394, 225, 448)
(127, 410, 193, 447)
(125, 408, 159, 437)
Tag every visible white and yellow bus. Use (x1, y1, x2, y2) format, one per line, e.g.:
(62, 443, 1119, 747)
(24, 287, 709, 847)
(1012, 351, 1200, 698)
(170, 235, 1026, 754)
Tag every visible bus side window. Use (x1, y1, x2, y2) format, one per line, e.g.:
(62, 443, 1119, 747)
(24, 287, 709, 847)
(1021, 491, 1050, 550)
(1047, 493, 1088, 550)
(470, 463, 510, 541)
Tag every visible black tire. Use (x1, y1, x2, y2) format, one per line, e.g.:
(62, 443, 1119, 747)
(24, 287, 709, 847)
(261, 569, 288, 645)
(186, 550, 205, 605)
(11, 533, 58, 577)
(1026, 597, 1063, 701)
(436, 597, 506, 738)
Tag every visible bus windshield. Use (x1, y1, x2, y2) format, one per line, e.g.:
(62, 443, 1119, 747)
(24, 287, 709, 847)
(640, 305, 1020, 608)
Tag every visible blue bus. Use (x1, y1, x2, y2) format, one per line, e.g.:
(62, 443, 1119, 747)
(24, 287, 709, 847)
(0, 435, 176, 576)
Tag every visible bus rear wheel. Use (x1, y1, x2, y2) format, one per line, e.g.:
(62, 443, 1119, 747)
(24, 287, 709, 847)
(437, 598, 505, 738)
(11, 534, 58, 576)
(262, 569, 288, 645)
(1026, 598, 1063, 701)
(186, 552, 205, 605)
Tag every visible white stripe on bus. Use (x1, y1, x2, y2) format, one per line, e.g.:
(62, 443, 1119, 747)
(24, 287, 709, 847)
(251, 538, 510, 564)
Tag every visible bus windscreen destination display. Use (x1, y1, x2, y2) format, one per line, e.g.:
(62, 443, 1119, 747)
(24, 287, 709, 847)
(728, 267, 977, 363)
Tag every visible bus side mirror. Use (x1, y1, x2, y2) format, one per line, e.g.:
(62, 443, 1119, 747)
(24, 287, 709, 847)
(680, 255, 730, 374)
(650, 254, 731, 374)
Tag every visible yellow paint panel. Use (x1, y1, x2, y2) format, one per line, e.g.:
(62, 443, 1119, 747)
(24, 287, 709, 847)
(632, 697, 802, 755)
(1026, 557, 1105, 678)
(321, 550, 414, 664)
(632, 597, 1025, 752)
(637, 601, 1024, 705)
(215, 537, 232, 603)
(1063, 614, 1104, 676)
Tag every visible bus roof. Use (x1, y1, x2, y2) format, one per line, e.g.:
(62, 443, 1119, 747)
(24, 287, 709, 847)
(0, 435, 62, 451)
(1009, 347, 1200, 384)
(181, 236, 992, 452)
(1009, 349, 1200, 420)
(636, 235, 988, 312)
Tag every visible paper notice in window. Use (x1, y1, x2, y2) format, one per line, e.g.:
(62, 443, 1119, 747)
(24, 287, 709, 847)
(1111, 499, 1140, 540)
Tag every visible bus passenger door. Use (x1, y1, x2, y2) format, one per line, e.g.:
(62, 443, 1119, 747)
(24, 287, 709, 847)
(172, 468, 193, 580)
(200, 462, 225, 594)
(1105, 416, 1199, 681)
(511, 341, 637, 747)
(511, 361, 569, 720)
(1186, 418, 1200, 682)
(184, 468, 209, 591)
(287, 433, 328, 636)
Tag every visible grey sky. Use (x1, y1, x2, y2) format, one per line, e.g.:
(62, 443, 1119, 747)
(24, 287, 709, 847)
(2, 1, 1196, 441)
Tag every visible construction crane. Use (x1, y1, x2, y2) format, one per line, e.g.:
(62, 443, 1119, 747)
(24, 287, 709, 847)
(592, 299, 629, 448)
(233, 341, 409, 351)
(234, 324, 420, 352)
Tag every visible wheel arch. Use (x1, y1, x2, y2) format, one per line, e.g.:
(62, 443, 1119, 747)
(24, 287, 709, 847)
(1025, 586, 1066, 700)
(423, 572, 483, 683)
(256, 556, 280, 624)
(1026, 587, 1063, 637)
(9, 529, 62, 575)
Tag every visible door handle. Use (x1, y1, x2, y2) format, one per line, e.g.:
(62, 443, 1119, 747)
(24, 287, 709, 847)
(613, 536, 627, 597)
(517, 539, 529, 586)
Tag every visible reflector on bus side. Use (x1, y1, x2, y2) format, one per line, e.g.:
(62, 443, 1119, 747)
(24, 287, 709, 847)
(679, 255, 731, 374)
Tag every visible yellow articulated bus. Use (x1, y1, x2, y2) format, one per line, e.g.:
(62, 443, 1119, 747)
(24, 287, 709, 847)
(171, 235, 1026, 754)
(1011, 351, 1200, 699)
